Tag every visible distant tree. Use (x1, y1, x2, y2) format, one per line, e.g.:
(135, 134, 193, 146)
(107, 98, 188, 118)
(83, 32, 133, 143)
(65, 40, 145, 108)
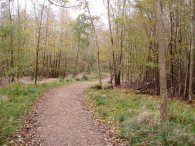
(106, 0, 127, 86)
(72, 14, 90, 76)
(34, 0, 46, 84)
(8, 0, 14, 82)
(84, 0, 102, 85)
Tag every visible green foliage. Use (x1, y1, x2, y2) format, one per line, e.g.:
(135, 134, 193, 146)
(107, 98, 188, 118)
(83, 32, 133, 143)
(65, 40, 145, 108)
(75, 78, 81, 81)
(0, 25, 14, 38)
(84, 89, 195, 145)
(94, 95, 106, 106)
(65, 78, 75, 82)
(59, 78, 65, 83)
(71, 13, 91, 48)
(91, 84, 102, 90)
(74, 75, 95, 82)
(81, 75, 89, 81)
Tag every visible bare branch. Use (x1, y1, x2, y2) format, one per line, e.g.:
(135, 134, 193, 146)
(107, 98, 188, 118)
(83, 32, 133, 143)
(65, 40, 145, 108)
(47, 0, 75, 8)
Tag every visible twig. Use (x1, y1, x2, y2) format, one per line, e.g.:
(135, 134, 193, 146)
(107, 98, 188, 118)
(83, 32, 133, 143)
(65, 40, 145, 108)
(47, 0, 73, 8)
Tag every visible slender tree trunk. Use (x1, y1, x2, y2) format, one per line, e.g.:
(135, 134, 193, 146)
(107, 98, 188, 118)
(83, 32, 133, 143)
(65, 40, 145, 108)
(74, 43, 80, 77)
(34, 1, 45, 84)
(117, 0, 126, 86)
(169, 2, 174, 93)
(189, 0, 195, 102)
(184, 50, 190, 99)
(35, 47, 39, 84)
(8, 0, 14, 82)
(16, 0, 21, 81)
(155, 0, 168, 121)
(85, 0, 102, 85)
(64, 57, 67, 77)
(57, 51, 61, 77)
(107, 0, 116, 85)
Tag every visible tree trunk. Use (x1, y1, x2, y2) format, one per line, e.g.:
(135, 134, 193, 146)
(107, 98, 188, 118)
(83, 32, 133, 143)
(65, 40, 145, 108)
(34, 1, 45, 84)
(85, 0, 102, 85)
(155, 0, 168, 121)
(169, 2, 174, 93)
(107, 0, 117, 85)
(8, 0, 14, 82)
(74, 43, 80, 77)
(188, 0, 195, 102)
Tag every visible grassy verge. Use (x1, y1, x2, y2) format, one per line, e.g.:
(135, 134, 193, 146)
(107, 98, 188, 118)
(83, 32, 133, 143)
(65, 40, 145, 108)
(0, 77, 82, 144)
(84, 88, 195, 146)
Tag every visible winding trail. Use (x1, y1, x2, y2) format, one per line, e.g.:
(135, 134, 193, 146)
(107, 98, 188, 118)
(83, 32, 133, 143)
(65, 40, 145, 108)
(36, 81, 110, 146)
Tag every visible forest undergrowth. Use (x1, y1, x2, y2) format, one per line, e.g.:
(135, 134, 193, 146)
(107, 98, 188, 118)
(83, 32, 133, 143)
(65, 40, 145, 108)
(84, 87, 195, 146)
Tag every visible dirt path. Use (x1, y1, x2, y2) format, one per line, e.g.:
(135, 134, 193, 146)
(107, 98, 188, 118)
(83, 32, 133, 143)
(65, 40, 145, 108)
(34, 81, 110, 146)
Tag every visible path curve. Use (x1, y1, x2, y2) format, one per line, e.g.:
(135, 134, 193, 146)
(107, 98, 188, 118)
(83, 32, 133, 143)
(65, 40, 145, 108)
(36, 81, 110, 146)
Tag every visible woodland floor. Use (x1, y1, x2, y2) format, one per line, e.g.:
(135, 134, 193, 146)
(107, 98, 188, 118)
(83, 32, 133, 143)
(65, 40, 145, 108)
(6, 78, 194, 145)
(9, 80, 113, 146)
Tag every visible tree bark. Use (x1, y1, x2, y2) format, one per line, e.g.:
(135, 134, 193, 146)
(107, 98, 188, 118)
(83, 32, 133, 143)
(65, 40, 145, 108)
(74, 43, 80, 77)
(188, 0, 195, 102)
(34, 0, 45, 84)
(8, 0, 14, 82)
(85, 0, 102, 85)
(155, 0, 168, 120)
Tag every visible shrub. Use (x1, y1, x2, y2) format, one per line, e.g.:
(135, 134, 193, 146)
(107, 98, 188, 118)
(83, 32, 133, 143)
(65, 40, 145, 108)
(7, 83, 23, 96)
(75, 78, 80, 81)
(65, 78, 74, 82)
(91, 84, 102, 90)
(95, 95, 106, 106)
(59, 78, 65, 83)
(81, 75, 89, 81)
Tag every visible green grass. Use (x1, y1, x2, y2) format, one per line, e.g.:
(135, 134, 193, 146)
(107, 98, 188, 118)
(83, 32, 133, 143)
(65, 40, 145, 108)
(84, 88, 195, 146)
(0, 78, 75, 144)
